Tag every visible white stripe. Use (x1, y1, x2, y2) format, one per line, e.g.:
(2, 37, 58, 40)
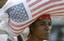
(31, 1, 64, 14)
(9, 18, 36, 30)
(31, 6, 64, 20)
(50, 13, 64, 15)
(10, 26, 24, 33)
(48, 10, 64, 14)
(50, 13, 64, 16)
(27, 0, 37, 5)
(10, 19, 34, 25)
(29, 1, 43, 9)
(29, 0, 49, 9)
(9, 19, 36, 34)
(43, 5, 64, 14)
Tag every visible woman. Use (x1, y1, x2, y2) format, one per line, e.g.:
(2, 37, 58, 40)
(27, 14, 51, 41)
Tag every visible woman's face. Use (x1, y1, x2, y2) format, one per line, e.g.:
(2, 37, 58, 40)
(33, 25, 49, 40)
(31, 19, 50, 40)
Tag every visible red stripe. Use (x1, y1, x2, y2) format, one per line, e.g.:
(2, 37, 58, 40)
(9, 22, 25, 31)
(9, 20, 34, 34)
(9, 18, 37, 34)
(32, 3, 64, 17)
(50, 13, 64, 16)
(29, 0, 42, 7)
(9, 22, 29, 34)
(49, 12, 64, 14)
(43, 8, 64, 15)
(44, 8, 64, 15)
(30, 0, 61, 12)
(51, 13, 64, 16)
(8, 18, 37, 31)
(10, 26, 29, 34)
(26, 0, 31, 3)
(46, 8, 64, 13)
(9, 21, 30, 31)
(31, 1, 50, 12)
(8, 18, 37, 34)
(9, 18, 36, 27)
(31, 2, 64, 12)
(50, 0, 62, 2)
(9, 25, 26, 34)
(29, 0, 61, 8)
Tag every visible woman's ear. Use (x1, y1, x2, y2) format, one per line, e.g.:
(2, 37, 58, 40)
(0, 0, 7, 8)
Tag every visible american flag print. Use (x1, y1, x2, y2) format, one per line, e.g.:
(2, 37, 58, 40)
(26, 0, 64, 17)
(6, 3, 29, 35)
(6, 0, 64, 36)
(6, 2, 36, 35)
(6, 3, 29, 23)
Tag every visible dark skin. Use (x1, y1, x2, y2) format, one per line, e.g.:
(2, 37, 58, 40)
(29, 19, 51, 41)
(31, 26, 49, 41)
(0, 0, 7, 8)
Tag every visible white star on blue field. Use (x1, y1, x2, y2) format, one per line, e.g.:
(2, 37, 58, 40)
(6, 3, 29, 23)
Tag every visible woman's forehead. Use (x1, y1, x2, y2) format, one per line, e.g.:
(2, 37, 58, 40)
(35, 19, 50, 25)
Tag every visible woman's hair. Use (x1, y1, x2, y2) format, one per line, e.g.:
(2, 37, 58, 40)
(29, 19, 51, 35)
(30, 14, 51, 28)
(29, 14, 51, 34)
(30, 18, 51, 29)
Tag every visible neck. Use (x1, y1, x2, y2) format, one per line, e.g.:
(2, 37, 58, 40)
(31, 35, 43, 41)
